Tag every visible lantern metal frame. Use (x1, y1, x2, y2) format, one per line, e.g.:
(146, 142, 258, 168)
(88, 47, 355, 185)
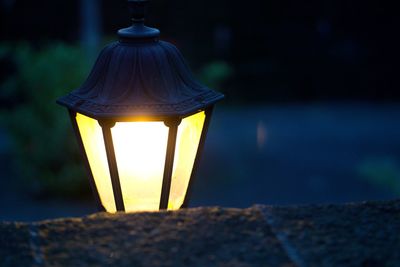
(58, 0, 223, 212)
(68, 107, 214, 212)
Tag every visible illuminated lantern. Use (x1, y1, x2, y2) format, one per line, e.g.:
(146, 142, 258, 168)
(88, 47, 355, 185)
(57, 0, 223, 212)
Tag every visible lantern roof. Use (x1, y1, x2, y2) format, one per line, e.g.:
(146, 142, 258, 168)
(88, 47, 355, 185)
(57, 0, 224, 119)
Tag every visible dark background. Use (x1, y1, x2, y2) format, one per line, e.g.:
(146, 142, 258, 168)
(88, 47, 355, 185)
(2, 0, 399, 102)
(0, 0, 399, 221)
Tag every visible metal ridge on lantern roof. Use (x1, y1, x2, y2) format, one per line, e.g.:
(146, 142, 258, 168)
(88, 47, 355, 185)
(57, 0, 224, 119)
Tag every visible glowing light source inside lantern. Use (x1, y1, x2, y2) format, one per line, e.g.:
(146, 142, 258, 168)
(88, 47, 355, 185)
(75, 111, 206, 213)
(111, 121, 168, 211)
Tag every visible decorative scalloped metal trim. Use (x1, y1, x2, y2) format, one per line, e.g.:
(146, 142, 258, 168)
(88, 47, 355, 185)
(57, 90, 223, 118)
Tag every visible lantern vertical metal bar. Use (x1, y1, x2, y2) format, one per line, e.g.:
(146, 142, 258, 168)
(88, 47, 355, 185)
(181, 107, 214, 208)
(159, 120, 179, 210)
(68, 110, 105, 212)
(100, 121, 125, 212)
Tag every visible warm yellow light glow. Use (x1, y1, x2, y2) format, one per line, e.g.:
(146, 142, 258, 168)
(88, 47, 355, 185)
(76, 113, 116, 212)
(111, 121, 168, 212)
(169, 111, 206, 209)
(76, 111, 206, 213)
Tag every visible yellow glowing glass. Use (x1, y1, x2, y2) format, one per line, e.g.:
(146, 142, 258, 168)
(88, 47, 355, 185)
(169, 111, 206, 209)
(111, 121, 169, 212)
(76, 113, 116, 212)
(76, 111, 205, 213)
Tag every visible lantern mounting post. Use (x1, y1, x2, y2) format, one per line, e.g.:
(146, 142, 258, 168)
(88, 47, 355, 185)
(128, 0, 147, 24)
(118, 0, 160, 40)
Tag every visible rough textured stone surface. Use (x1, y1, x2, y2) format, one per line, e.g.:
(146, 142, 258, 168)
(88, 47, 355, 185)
(0, 223, 32, 266)
(259, 200, 400, 267)
(1, 200, 400, 266)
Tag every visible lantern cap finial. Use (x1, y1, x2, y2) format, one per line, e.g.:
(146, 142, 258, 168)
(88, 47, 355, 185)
(118, 0, 160, 40)
(128, 0, 147, 23)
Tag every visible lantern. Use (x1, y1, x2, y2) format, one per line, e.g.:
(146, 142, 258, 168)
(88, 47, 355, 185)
(57, 0, 223, 212)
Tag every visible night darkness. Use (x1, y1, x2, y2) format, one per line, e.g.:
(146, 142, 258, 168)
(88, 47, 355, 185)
(1, 0, 399, 103)
(0, 0, 400, 221)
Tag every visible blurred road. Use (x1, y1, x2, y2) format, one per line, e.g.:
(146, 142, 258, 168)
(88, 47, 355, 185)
(192, 103, 400, 207)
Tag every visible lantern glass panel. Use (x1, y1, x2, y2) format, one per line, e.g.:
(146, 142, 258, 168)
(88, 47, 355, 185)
(111, 121, 169, 211)
(169, 111, 206, 209)
(76, 113, 116, 212)
(76, 110, 206, 212)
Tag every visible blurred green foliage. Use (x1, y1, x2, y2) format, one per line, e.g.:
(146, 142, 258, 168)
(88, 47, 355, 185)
(0, 43, 91, 198)
(357, 157, 400, 195)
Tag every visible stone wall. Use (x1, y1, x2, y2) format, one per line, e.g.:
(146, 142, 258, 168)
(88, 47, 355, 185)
(1, 200, 400, 266)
